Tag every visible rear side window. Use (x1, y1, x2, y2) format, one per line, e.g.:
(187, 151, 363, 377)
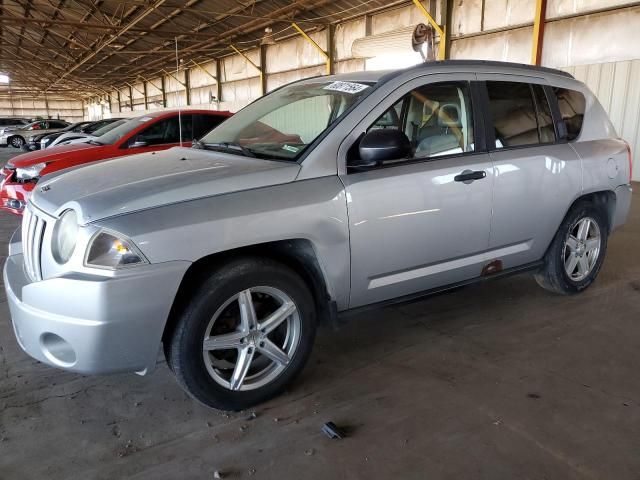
(553, 87, 586, 141)
(532, 85, 556, 143)
(194, 114, 227, 139)
(486, 81, 540, 148)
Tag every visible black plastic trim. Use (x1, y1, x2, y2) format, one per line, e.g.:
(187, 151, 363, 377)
(338, 260, 544, 319)
(544, 84, 569, 143)
(470, 80, 488, 152)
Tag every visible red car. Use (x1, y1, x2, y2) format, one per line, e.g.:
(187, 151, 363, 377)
(1, 110, 231, 215)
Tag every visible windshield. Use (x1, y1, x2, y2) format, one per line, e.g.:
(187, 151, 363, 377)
(92, 117, 148, 145)
(92, 119, 127, 138)
(85, 119, 115, 134)
(199, 80, 374, 161)
(65, 122, 89, 132)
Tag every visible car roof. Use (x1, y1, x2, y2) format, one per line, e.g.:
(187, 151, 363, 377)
(309, 60, 574, 85)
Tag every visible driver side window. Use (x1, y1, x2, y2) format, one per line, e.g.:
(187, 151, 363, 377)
(130, 117, 180, 147)
(364, 81, 475, 163)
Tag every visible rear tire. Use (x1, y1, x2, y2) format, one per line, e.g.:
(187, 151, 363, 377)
(535, 202, 608, 295)
(166, 257, 316, 411)
(9, 136, 24, 149)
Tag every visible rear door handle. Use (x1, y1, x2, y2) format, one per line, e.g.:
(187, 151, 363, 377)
(454, 169, 486, 184)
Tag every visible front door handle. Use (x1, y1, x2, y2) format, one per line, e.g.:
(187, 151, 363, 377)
(454, 169, 486, 184)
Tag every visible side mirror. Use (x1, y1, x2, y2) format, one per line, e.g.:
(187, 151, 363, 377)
(130, 140, 148, 148)
(352, 129, 411, 169)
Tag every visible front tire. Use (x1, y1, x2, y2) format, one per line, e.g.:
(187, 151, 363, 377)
(166, 257, 316, 411)
(535, 202, 608, 295)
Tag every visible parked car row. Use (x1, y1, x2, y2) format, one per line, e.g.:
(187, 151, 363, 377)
(0, 119, 71, 149)
(29, 118, 125, 151)
(1, 110, 231, 215)
(2, 62, 633, 411)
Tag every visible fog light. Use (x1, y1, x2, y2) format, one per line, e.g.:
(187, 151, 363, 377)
(40, 333, 76, 367)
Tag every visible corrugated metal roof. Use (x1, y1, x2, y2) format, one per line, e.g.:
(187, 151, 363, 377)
(0, 0, 397, 98)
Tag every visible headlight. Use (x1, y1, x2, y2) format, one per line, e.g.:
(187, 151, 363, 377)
(85, 231, 147, 269)
(15, 162, 46, 180)
(52, 210, 79, 264)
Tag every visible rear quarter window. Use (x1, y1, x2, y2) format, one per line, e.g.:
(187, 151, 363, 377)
(553, 87, 586, 141)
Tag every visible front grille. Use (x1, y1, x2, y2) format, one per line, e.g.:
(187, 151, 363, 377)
(22, 206, 46, 281)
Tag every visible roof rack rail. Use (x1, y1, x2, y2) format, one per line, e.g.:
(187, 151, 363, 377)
(408, 59, 574, 79)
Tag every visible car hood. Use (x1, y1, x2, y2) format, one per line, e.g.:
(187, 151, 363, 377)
(31, 147, 301, 223)
(10, 142, 102, 167)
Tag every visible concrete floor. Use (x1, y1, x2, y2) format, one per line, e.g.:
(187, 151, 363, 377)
(1, 147, 639, 480)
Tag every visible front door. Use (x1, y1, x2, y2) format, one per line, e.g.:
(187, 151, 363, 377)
(342, 76, 495, 308)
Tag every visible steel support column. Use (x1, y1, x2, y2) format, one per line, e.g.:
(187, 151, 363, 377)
(160, 76, 167, 108)
(259, 45, 268, 95)
(215, 59, 222, 107)
(143, 81, 149, 110)
(531, 0, 547, 65)
(326, 24, 335, 75)
(185, 68, 191, 106)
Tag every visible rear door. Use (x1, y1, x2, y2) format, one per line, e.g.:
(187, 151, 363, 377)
(343, 74, 495, 308)
(477, 75, 581, 268)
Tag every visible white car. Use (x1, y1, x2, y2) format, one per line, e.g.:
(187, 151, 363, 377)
(44, 119, 128, 149)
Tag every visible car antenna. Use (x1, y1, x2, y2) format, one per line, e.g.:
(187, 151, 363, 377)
(175, 37, 183, 146)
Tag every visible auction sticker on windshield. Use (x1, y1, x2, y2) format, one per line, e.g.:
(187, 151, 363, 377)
(323, 81, 369, 94)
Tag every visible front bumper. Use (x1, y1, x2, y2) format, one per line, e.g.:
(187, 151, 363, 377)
(26, 139, 41, 151)
(0, 135, 9, 146)
(4, 252, 190, 375)
(0, 174, 34, 216)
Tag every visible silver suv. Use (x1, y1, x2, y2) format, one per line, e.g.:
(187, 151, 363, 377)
(4, 61, 633, 410)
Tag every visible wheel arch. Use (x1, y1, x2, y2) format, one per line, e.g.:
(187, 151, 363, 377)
(571, 189, 616, 232)
(540, 189, 616, 263)
(161, 239, 335, 343)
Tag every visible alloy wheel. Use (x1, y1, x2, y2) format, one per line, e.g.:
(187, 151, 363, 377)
(563, 216, 601, 281)
(202, 286, 301, 391)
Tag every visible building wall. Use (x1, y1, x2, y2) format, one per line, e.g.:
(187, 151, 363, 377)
(563, 60, 640, 180)
(0, 96, 84, 122)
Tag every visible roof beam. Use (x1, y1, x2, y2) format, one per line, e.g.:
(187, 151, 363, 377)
(44, 0, 168, 93)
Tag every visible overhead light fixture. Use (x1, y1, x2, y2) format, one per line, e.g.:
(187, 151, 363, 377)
(261, 27, 276, 46)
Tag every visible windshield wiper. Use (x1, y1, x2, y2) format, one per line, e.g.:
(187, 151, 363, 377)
(202, 142, 256, 158)
(88, 140, 103, 146)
